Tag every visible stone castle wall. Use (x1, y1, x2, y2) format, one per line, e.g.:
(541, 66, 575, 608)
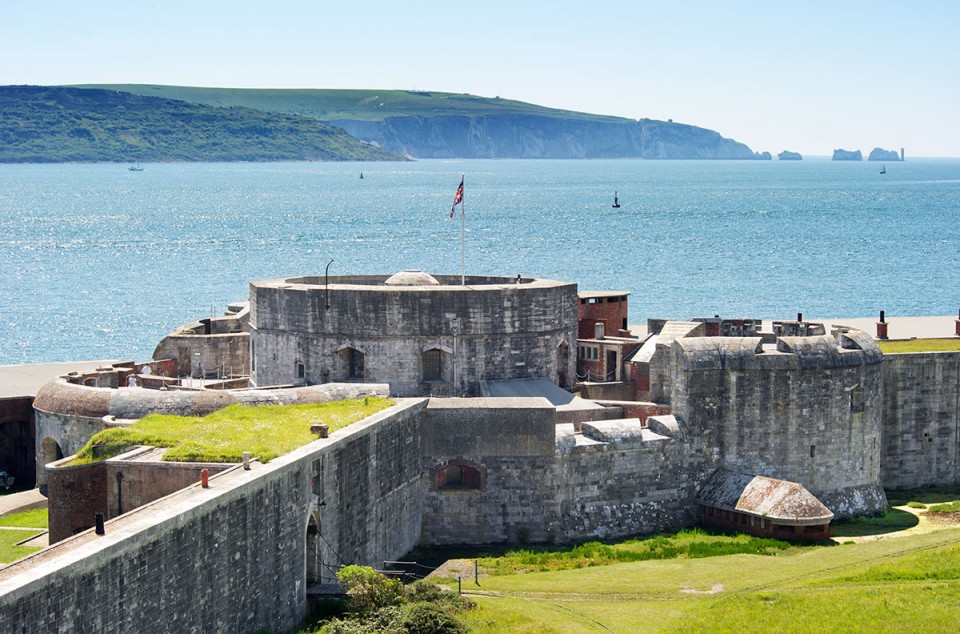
(250, 275, 578, 395)
(669, 333, 887, 517)
(0, 399, 427, 634)
(419, 399, 704, 545)
(881, 351, 960, 489)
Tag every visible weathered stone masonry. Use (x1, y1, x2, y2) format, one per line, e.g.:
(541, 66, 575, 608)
(881, 352, 960, 489)
(0, 399, 427, 634)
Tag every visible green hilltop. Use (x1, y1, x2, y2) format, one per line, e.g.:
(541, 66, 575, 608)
(0, 85, 403, 163)
(74, 84, 766, 160)
(74, 84, 623, 123)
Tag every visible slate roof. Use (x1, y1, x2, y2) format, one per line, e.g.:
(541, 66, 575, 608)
(697, 469, 834, 525)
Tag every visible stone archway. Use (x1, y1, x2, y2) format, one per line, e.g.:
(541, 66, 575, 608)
(37, 436, 64, 491)
(557, 340, 570, 386)
(306, 510, 322, 586)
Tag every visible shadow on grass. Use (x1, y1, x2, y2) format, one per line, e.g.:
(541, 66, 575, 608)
(830, 507, 919, 538)
(886, 487, 960, 507)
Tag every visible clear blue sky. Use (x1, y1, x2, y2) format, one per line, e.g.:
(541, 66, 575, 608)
(2, 0, 958, 156)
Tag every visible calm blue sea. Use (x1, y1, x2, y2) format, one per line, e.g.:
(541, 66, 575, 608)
(1, 158, 959, 365)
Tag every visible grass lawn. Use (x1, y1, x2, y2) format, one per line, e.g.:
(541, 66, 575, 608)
(457, 528, 960, 633)
(0, 508, 47, 529)
(878, 338, 960, 353)
(72, 397, 394, 465)
(450, 489, 960, 632)
(0, 529, 43, 564)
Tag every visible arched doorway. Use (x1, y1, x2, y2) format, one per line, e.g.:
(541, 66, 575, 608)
(337, 346, 365, 381)
(37, 436, 64, 492)
(306, 511, 322, 586)
(557, 340, 570, 386)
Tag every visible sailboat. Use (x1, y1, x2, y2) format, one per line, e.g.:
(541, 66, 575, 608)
(612, 191, 621, 208)
(128, 161, 144, 172)
(879, 164, 886, 174)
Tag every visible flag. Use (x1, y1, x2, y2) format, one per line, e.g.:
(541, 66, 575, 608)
(450, 176, 463, 218)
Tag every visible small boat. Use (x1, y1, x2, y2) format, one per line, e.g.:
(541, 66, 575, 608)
(128, 161, 144, 172)
(612, 191, 621, 208)
(879, 165, 886, 174)
(359, 172, 364, 179)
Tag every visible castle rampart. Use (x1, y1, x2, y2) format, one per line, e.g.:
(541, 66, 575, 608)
(669, 331, 886, 517)
(249, 274, 578, 396)
(880, 351, 960, 488)
(0, 399, 427, 633)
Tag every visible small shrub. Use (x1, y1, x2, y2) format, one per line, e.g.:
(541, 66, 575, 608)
(336, 565, 403, 614)
(399, 603, 466, 634)
(907, 501, 927, 509)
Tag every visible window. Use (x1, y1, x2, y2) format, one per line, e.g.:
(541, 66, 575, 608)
(810, 445, 816, 458)
(296, 362, 305, 379)
(436, 462, 484, 491)
(422, 349, 442, 381)
(850, 385, 864, 412)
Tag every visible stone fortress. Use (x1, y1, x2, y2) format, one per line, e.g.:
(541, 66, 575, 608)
(2, 269, 959, 633)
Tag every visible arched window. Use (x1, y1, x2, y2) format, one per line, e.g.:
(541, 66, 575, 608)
(422, 349, 443, 382)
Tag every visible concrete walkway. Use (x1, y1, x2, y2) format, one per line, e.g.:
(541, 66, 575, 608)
(0, 489, 46, 517)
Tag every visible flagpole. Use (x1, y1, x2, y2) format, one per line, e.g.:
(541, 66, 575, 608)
(460, 173, 465, 286)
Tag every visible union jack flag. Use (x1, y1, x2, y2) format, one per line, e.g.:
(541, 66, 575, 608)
(450, 176, 463, 218)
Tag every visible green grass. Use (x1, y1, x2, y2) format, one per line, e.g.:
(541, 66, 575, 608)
(878, 338, 960, 353)
(469, 529, 795, 576)
(829, 507, 919, 538)
(73, 85, 625, 124)
(886, 488, 960, 506)
(71, 397, 393, 465)
(0, 508, 47, 529)
(454, 527, 960, 633)
(928, 500, 960, 513)
(0, 529, 43, 563)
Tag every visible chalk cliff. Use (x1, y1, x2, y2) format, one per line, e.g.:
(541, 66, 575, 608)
(329, 115, 765, 160)
(868, 147, 901, 161)
(832, 149, 863, 161)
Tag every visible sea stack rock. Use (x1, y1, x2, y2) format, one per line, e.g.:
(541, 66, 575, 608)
(868, 147, 901, 161)
(832, 149, 862, 161)
(778, 150, 802, 160)
(755, 151, 772, 160)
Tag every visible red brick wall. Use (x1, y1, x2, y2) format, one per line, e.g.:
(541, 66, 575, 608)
(578, 297, 629, 339)
(701, 505, 830, 541)
(47, 460, 108, 544)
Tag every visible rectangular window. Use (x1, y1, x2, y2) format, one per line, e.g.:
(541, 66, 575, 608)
(810, 445, 816, 458)
(296, 363, 305, 379)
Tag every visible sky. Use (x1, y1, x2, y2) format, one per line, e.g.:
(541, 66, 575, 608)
(2, 1, 958, 157)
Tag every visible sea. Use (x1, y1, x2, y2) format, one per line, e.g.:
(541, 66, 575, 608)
(1, 158, 958, 366)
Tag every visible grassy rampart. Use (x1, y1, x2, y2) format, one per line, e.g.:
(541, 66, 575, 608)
(71, 397, 394, 465)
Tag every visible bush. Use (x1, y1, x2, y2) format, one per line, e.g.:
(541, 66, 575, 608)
(399, 603, 465, 634)
(405, 580, 473, 611)
(336, 566, 404, 614)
